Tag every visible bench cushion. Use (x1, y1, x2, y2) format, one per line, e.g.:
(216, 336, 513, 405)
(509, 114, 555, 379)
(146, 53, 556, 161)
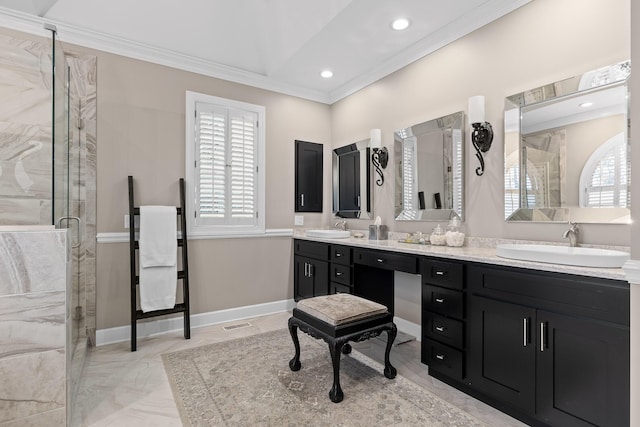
(296, 294, 388, 326)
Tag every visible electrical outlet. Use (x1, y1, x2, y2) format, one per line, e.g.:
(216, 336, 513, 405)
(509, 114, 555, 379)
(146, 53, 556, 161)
(294, 215, 304, 226)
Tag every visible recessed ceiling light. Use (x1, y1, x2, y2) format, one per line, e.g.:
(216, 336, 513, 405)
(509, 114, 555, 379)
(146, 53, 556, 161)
(580, 102, 593, 108)
(321, 70, 333, 79)
(391, 18, 410, 31)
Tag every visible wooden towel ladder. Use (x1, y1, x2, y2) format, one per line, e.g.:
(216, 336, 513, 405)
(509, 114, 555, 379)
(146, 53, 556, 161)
(128, 175, 191, 351)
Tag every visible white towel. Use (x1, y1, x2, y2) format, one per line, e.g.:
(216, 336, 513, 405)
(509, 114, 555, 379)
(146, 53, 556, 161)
(139, 206, 177, 312)
(139, 206, 177, 267)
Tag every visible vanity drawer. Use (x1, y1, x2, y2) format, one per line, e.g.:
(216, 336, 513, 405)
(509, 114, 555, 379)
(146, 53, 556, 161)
(330, 245, 352, 265)
(331, 263, 352, 286)
(294, 239, 329, 260)
(421, 339, 463, 380)
(420, 258, 464, 290)
(423, 312, 463, 349)
(330, 282, 352, 295)
(353, 248, 417, 274)
(423, 285, 463, 319)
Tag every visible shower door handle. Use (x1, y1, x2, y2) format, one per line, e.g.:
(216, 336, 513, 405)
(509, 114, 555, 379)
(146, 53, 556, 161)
(57, 216, 81, 248)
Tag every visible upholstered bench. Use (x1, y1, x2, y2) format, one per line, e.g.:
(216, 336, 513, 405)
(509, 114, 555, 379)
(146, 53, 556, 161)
(288, 293, 397, 403)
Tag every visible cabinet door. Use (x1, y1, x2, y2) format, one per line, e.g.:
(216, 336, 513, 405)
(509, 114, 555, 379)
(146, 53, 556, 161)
(295, 140, 323, 212)
(294, 255, 328, 300)
(468, 295, 536, 414)
(536, 310, 629, 427)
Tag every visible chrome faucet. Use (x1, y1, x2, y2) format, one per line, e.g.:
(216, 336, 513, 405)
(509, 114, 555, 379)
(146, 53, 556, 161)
(562, 222, 579, 247)
(334, 219, 347, 231)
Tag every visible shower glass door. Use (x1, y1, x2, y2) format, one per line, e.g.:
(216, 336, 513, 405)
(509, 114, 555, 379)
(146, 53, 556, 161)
(52, 30, 85, 423)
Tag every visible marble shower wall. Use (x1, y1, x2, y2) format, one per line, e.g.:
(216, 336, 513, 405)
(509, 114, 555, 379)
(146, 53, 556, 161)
(0, 34, 53, 225)
(0, 29, 97, 425)
(0, 230, 69, 426)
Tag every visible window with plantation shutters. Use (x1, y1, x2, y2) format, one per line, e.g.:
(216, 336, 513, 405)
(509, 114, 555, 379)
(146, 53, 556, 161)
(186, 92, 265, 237)
(579, 132, 628, 209)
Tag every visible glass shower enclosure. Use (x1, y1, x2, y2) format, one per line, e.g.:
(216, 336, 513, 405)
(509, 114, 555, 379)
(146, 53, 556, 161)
(50, 26, 86, 422)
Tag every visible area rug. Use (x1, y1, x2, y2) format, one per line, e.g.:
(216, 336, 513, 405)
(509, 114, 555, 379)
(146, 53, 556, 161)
(162, 329, 486, 426)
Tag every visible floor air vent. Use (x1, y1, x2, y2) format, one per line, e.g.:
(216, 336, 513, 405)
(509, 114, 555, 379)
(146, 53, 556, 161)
(223, 322, 252, 331)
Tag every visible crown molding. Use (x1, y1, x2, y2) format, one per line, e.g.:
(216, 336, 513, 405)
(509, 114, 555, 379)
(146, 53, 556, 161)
(327, 0, 532, 104)
(0, 0, 531, 105)
(0, 7, 332, 103)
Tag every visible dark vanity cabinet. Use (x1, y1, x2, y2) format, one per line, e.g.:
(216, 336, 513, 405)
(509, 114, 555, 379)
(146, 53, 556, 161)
(329, 245, 353, 294)
(466, 264, 630, 427)
(420, 258, 466, 381)
(294, 240, 354, 300)
(293, 240, 329, 300)
(294, 140, 323, 212)
(291, 241, 630, 427)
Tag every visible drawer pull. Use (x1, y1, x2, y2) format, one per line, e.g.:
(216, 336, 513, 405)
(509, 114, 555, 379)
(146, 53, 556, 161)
(377, 258, 385, 263)
(435, 271, 445, 276)
(336, 272, 343, 276)
(335, 253, 342, 257)
(435, 354, 446, 361)
(435, 298, 445, 303)
(435, 325, 446, 332)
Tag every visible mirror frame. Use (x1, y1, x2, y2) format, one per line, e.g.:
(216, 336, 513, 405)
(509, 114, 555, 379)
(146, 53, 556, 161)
(332, 139, 373, 219)
(504, 61, 630, 223)
(394, 111, 465, 221)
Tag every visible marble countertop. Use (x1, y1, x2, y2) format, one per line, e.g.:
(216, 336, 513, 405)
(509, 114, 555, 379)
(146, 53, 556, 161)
(293, 230, 628, 281)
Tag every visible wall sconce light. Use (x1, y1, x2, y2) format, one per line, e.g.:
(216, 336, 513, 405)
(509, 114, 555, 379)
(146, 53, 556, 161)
(468, 95, 494, 176)
(370, 128, 388, 186)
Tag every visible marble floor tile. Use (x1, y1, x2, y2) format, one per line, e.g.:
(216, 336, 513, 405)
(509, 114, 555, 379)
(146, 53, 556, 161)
(73, 312, 525, 427)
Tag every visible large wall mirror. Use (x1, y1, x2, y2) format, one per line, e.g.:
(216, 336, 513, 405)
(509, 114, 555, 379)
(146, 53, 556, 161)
(504, 61, 630, 223)
(394, 111, 465, 221)
(332, 139, 373, 219)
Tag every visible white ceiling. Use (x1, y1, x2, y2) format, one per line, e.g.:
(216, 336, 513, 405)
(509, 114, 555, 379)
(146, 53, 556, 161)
(0, 0, 530, 104)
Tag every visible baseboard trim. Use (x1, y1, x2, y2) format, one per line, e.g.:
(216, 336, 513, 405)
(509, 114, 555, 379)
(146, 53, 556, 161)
(96, 299, 422, 346)
(95, 299, 297, 346)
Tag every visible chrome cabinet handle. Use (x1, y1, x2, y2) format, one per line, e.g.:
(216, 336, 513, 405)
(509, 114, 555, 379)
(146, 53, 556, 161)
(435, 298, 445, 303)
(300, 193, 304, 207)
(523, 318, 529, 347)
(336, 272, 342, 276)
(308, 263, 313, 277)
(435, 354, 445, 360)
(377, 258, 384, 263)
(304, 262, 308, 277)
(435, 326, 445, 332)
(435, 271, 445, 276)
(540, 322, 546, 352)
(335, 253, 341, 257)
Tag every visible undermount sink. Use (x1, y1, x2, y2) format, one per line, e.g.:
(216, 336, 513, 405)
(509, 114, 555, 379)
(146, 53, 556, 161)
(306, 229, 351, 239)
(496, 244, 630, 268)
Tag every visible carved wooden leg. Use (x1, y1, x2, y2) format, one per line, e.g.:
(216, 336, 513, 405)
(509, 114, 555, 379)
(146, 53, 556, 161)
(328, 339, 344, 403)
(288, 318, 301, 371)
(383, 323, 397, 379)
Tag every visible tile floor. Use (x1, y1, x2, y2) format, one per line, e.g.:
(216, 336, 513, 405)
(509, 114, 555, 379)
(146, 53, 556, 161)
(72, 312, 526, 426)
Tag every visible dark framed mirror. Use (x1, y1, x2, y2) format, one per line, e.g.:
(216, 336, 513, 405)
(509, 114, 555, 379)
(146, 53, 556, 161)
(332, 139, 373, 219)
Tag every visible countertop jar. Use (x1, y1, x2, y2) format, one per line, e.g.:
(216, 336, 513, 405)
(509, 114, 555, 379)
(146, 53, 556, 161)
(429, 224, 446, 246)
(445, 217, 465, 247)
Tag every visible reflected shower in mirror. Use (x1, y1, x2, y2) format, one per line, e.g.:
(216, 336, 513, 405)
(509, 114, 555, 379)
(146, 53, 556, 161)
(394, 111, 465, 221)
(332, 139, 373, 219)
(504, 61, 630, 223)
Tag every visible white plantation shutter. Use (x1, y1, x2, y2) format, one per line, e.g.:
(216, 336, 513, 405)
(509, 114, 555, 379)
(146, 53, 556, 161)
(580, 133, 628, 208)
(187, 92, 264, 236)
